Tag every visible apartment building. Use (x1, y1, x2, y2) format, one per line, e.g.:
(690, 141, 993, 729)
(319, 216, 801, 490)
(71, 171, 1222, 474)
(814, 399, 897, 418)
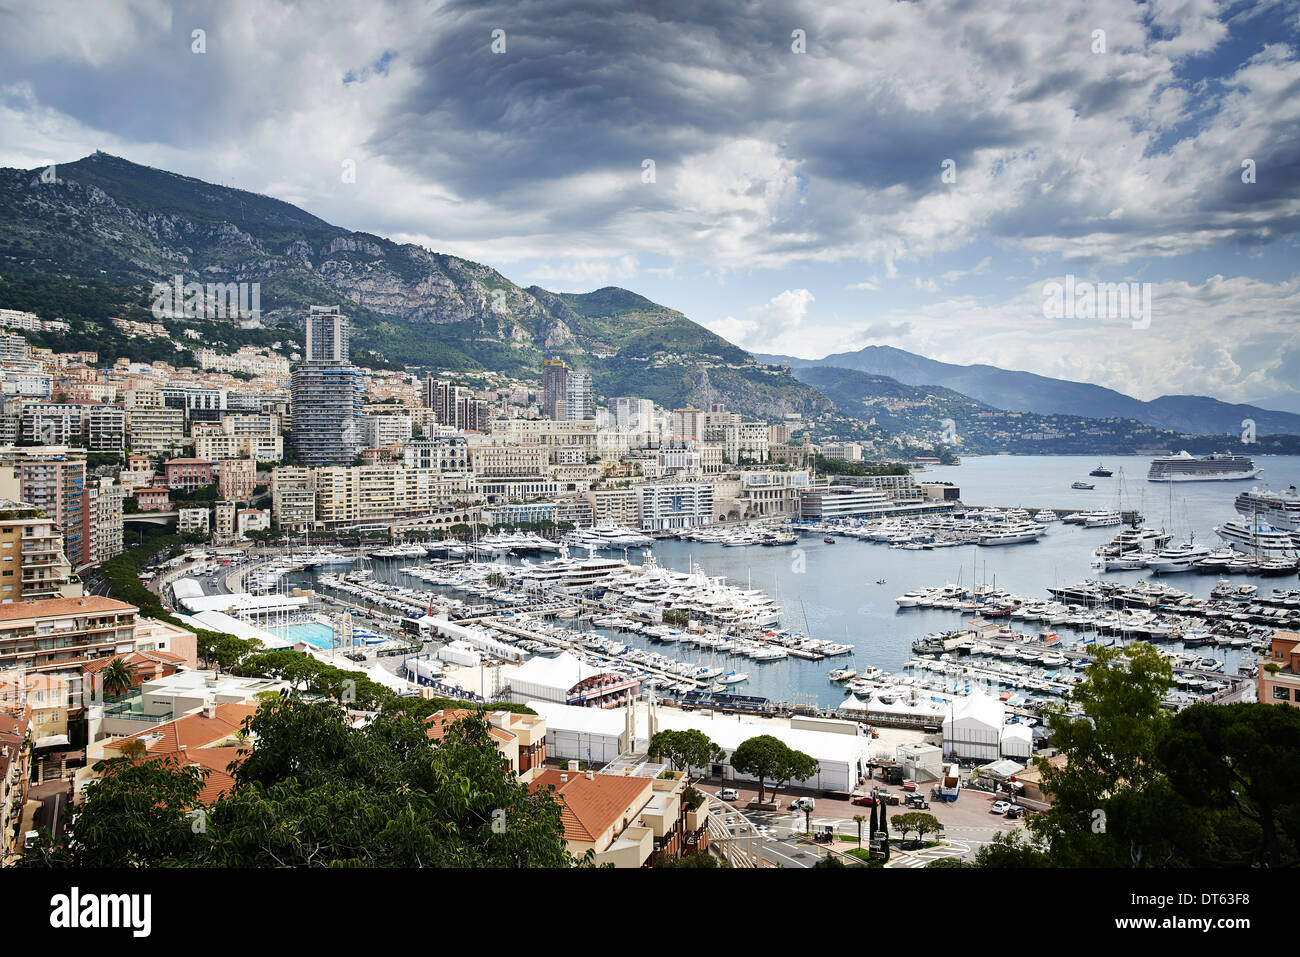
(585, 488, 638, 526)
(193, 429, 282, 463)
(490, 417, 598, 450)
(178, 507, 210, 536)
(0, 595, 138, 674)
(0, 706, 30, 863)
(86, 405, 126, 452)
(216, 458, 256, 502)
(19, 402, 86, 445)
(271, 467, 316, 531)
(635, 483, 715, 531)
(311, 466, 477, 527)
(360, 413, 412, 448)
(196, 346, 291, 380)
(0, 448, 94, 567)
(290, 362, 365, 466)
(93, 480, 125, 563)
(126, 404, 185, 455)
(0, 500, 79, 601)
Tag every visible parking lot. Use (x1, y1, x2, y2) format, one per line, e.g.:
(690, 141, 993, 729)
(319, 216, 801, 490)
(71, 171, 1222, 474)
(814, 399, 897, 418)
(709, 775, 1028, 862)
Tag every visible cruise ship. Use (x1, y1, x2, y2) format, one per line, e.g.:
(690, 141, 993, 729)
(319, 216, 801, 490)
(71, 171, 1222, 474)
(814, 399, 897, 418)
(1147, 451, 1260, 482)
(1234, 486, 1300, 531)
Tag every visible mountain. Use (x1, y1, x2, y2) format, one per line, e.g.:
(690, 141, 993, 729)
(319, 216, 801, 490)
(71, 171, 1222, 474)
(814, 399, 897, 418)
(0, 153, 830, 421)
(793, 365, 1186, 454)
(754, 344, 1300, 436)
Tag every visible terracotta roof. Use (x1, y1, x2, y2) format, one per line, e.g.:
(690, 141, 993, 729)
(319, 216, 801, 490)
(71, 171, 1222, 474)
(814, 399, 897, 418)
(425, 708, 513, 744)
(139, 746, 243, 805)
(0, 595, 136, 623)
(107, 702, 258, 755)
(531, 769, 653, 844)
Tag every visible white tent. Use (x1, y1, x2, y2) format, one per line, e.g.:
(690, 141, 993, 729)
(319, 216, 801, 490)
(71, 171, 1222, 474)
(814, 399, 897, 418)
(942, 692, 1005, 761)
(839, 693, 868, 711)
(506, 652, 602, 704)
(999, 721, 1034, 759)
(525, 699, 628, 763)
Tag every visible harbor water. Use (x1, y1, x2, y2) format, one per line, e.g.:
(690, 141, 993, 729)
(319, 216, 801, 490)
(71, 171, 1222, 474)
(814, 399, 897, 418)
(301, 454, 1300, 708)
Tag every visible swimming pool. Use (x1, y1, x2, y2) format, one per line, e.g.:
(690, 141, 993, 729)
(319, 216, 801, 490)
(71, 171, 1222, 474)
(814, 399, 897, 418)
(269, 621, 336, 649)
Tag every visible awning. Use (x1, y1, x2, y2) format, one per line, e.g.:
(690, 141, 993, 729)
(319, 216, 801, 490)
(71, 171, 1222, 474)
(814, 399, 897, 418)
(33, 734, 71, 748)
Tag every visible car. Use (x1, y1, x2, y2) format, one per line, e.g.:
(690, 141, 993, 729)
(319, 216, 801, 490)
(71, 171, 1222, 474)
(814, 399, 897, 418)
(990, 800, 1011, 815)
(790, 796, 816, 811)
(717, 788, 740, 802)
(902, 779, 918, 792)
(1005, 806, 1024, 820)
(725, 815, 736, 826)
(851, 794, 877, 807)
(904, 795, 930, 809)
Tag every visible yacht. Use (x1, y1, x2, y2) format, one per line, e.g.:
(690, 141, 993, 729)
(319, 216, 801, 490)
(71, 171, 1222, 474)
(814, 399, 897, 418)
(1071, 481, 1095, 490)
(1234, 486, 1300, 532)
(1034, 510, 1059, 523)
(1082, 510, 1123, 528)
(1089, 463, 1113, 477)
(1147, 451, 1259, 483)
(1146, 542, 1213, 574)
(978, 522, 1044, 546)
(1095, 525, 1171, 556)
(1215, 520, 1298, 560)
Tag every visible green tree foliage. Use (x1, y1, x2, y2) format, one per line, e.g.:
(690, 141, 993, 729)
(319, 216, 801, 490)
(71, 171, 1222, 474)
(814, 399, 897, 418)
(648, 729, 724, 774)
(25, 698, 573, 868)
(729, 735, 818, 804)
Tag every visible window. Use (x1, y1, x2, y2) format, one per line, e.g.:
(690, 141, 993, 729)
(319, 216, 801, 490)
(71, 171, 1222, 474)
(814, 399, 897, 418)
(1274, 686, 1292, 701)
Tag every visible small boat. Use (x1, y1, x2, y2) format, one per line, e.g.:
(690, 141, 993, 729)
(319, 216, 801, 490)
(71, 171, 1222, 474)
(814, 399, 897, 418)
(1089, 463, 1113, 477)
(716, 671, 750, 685)
(828, 668, 857, 682)
(1071, 481, 1095, 490)
(875, 578, 888, 584)
(824, 536, 835, 544)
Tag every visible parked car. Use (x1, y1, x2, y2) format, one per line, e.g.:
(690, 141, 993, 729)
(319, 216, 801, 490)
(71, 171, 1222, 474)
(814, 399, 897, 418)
(990, 800, 1011, 815)
(902, 779, 918, 792)
(790, 796, 816, 812)
(851, 794, 877, 807)
(904, 794, 930, 809)
(1005, 806, 1024, 820)
(717, 788, 740, 802)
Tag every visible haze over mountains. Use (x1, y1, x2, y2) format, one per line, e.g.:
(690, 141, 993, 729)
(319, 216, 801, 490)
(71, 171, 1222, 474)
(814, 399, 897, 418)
(754, 346, 1300, 438)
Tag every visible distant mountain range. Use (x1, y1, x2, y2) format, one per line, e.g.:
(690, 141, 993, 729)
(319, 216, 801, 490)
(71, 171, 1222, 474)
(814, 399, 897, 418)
(754, 345, 1300, 437)
(0, 153, 830, 421)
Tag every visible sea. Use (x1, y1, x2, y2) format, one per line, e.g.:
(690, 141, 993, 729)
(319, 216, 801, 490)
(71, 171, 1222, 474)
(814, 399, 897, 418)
(299, 454, 1300, 709)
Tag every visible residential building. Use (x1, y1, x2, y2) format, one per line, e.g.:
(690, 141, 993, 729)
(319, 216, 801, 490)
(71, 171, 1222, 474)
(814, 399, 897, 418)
(360, 413, 412, 448)
(178, 507, 210, 535)
(403, 436, 470, 472)
(86, 405, 126, 452)
(163, 458, 216, 491)
(541, 359, 569, 420)
(565, 371, 594, 421)
(635, 483, 714, 531)
(425, 708, 547, 784)
(0, 448, 94, 567)
(0, 595, 138, 674)
(1260, 631, 1300, 707)
(216, 458, 256, 502)
(271, 467, 316, 531)
(213, 501, 236, 542)
(134, 486, 171, 511)
(0, 499, 79, 601)
(290, 362, 364, 466)
(0, 707, 31, 863)
(304, 305, 349, 362)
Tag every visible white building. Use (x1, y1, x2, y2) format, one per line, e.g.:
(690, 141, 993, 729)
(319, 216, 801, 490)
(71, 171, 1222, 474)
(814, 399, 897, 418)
(635, 483, 714, 531)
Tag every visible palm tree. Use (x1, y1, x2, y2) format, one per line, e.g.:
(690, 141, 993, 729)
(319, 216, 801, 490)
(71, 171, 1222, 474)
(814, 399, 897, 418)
(853, 814, 866, 846)
(101, 658, 134, 698)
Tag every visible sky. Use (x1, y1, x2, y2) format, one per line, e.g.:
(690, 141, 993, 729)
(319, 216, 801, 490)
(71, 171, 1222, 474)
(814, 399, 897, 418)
(1, 0, 1299, 410)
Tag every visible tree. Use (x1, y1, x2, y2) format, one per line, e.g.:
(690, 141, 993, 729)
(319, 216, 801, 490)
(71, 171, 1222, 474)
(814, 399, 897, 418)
(1027, 642, 1174, 867)
(100, 657, 135, 698)
(1157, 702, 1300, 868)
(853, 813, 866, 846)
(648, 729, 723, 774)
(24, 755, 209, 867)
(26, 697, 576, 868)
(729, 735, 818, 805)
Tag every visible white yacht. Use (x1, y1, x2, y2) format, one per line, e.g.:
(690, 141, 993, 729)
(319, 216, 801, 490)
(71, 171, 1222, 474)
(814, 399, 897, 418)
(1215, 520, 1299, 560)
(978, 522, 1044, 546)
(1034, 510, 1059, 523)
(1082, 510, 1123, 528)
(1145, 542, 1213, 574)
